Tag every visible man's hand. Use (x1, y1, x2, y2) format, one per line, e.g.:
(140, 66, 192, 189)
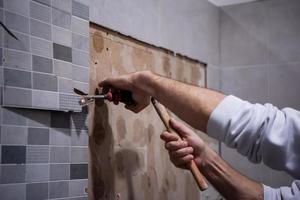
(160, 118, 208, 169)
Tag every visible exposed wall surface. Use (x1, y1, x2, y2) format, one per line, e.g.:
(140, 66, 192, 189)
(208, 0, 299, 188)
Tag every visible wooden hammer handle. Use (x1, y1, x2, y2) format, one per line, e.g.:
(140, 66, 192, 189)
(151, 97, 208, 191)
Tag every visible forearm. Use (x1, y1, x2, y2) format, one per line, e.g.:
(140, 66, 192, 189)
(200, 147, 263, 200)
(134, 71, 225, 132)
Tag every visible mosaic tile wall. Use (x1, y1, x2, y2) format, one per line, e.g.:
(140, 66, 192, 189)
(1, 0, 90, 112)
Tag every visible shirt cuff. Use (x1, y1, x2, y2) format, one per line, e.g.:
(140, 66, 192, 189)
(206, 95, 245, 141)
(263, 185, 279, 200)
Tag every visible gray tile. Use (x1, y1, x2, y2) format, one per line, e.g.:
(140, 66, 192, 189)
(0, 48, 2, 66)
(69, 179, 88, 197)
(72, 33, 89, 51)
(0, 0, 2, 7)
(0, 165, 25, 183)
(33, 72, 58, 91)
(1, 145, 26, 164)
(32, 90, 59, 109)
(72, 49, 88, 67)
(52, 25, 72, 46)
(73, 80, 88, 93)
(32, 54, 53, 73)
(207, 66, 221, 91)
(0, 184, 26, 200)
(4, 31, 30, 52)
(50, 146, 70, 163)
(26, 164, 49, 182)
(71, 112, 88, 130)
(49, 181, 69, 198)
(53, 43, 72, 62)
(50, 164, 70, 180)
(2, 108, 27, 126)
(1, 126, 27, 145)
(33, 0, 51, 6)
(220, 4, 268, 67)
(27, 127, 49, 145)
(220, 66, 268, 104)
(26, 146, 49, 163)
(4, 68, 32, 88)
(71, 147, 88, 163)
(26, 182, 48, 200)
(71, 129, 88, 146)
(30, 19, 52, 41)
(5, 10, 29, 34)
(71, 16, 88, 36)
(52, 8, 71, 29)
(70, 164, 88, 179)
(3, 87, 32, 107)
(52, 0, 72, 13)
(50, 128, 71, 146)
(72, 65, 89, 83)
(269, 63, 300, 110)
(4, 0, 30, 17)
(30, 1, 51, 23)
(3, 49, 31, 70)
(51, 111, 71, 128)
(58, 77, 73, 93)
(72, 0, 89, 20)
(31, 36, 53, 58)
(53, 59, 72, 78)
(27, 109, 51, 127)
(59, 93, 81, 111)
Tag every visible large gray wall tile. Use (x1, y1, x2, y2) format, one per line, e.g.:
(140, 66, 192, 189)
(4, 31, 30, 52)
(2, 108, 28, 126)
(3, 87, 32, 107)
(72, 49, 88, 67)
(72, 0, 89, 20)
(32, 54, 53, 73)
(26, 164, 49, 182)
(52, 8, 71, 29)
(32, 90, 59, 109)
(27, 127, 49, 145)
(26, 146, 49, 163)
(71, 129, 88, 146)
(1, 145, 26, 164)
(70, 164, 88, 179)
(33, 0, 51, 7)
(30, 1, 51, 23)
(1, 126, 27, 145)
(50, 164, 70, 180)
(51, 111, 71, 128)
(4, 68, 32, 88)
(4, 0, 30, 17)
(72, 33, 88, 51)
(58, 77, 73, 93)
(72, 65, 88, 83)
(71, 113, 88, 130)
(33, 72, 58, 91)
(5, 10, 29, 34)
(69, 179, 88, 197)
(53, 43, 72, 62)
(26, 182, 49, 200)
(30, 19, 52, 41)
(3, 49, 31, 70)
(26, 109, 51, 127)
(0, 165, 26, 183)
(0, 184, 26, 200)
(52, 25, 72, 46)
(71, 16, 88, 36)
(50, 146, 70, 163)
(52, 0, 72, 13)
(53, 59, 72, 78)
(71, 147, 88, 163)
(50, 128, 71, 146)
(31, 36, 53, 58)
(49, 181, 69, 198)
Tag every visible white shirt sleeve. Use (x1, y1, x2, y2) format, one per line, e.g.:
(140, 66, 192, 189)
(206, 95, 300, 199)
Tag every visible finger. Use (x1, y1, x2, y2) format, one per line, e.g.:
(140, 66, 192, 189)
(160, 131, 179, 142)
(99, 76, 132, 91)
(165, 140, 188, 151)
(169, 147, 193, 158)
(171, 154, 194, 167)
(169, 118, 194, 138)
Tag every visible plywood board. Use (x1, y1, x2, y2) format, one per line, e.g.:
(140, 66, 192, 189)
(89, 23, 214, 200)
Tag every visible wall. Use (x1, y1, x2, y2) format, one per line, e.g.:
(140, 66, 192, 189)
(208, 0, 299, 188)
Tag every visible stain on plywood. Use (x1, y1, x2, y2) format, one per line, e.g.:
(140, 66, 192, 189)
(89, 23, 211, 200)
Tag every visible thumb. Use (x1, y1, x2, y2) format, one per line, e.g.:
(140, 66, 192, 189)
(169, 118, 193, 139)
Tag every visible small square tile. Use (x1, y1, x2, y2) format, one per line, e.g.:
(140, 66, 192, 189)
(59, 93, 81, 111)
(33, 0, 51, 6)
(0, 184, 26, 200)
(2, 108, 27, 126)
(0, 165, 25, 183)
(32, 90, 59, 109)
(72, 49, 88, 67)
(3, 49, 31, 70)
(51, 111, 71, 128)
(26, 146, 49, 163)
(58, 77, 73, 93)
(73, 81, 88, 93)
(32, 54, 53, 74)
(50, 128, 71, 146)
(49, 181, 69, 198)
(53, 43, 72, 62)
(5, 10, 29, 34)
(30, 19, 52, 41)
(3, 87, 32, 107)
(72, 16, 88, 36)
(33, 72, 58, 92)
(4, 68, 32, 88)
(1, 145, 26, 164)
(69, 179, 88, 197)
(52, 25, 72, 46)
(50, 164, 70, 180)
(50, 146, 70, 163)
(70, 164, 88, 179)
(27, 127, 49, 145)
(53, 59, 73, 78)
(26, 182, 48, 200)
(1, 126, 27, 145)
(72, 65, 89, 83)
(31, 36, 53, 58)
(4, 0, 30, 17)
(72, 33, 89, 51)
(52, 0, 72, 13)
(30, 1, 51, 23)
(26, 109, 51, 127)
(4, 31, 30, 52)
(72, 0, 89, 20)
(26, 164, 49, 182)
(52, 8, 71, 29)
(71, 147, 88, 163)
(71, 129, 88, 146)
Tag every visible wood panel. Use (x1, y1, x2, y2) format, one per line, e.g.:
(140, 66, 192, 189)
(89, 23, 214, 200)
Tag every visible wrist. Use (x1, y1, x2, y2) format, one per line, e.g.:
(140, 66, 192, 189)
(198, 145, 219, 171)
(132, 71, 158, 96)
